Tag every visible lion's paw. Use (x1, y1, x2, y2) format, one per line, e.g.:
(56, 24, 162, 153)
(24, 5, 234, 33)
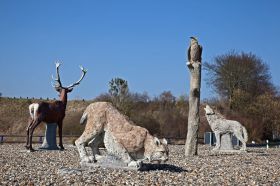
(128, 160, 142, 169)
(212, 147, 219, 151)
(95, 154, 104, 161)
(81, 156, 95, 163)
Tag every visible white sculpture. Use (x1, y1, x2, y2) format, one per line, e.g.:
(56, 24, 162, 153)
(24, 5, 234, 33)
(75, 102, 169, 169)
(204, 105, 248, 151)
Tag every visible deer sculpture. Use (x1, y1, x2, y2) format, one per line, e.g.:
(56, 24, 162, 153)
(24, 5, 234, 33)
(25, 62, 87, 151)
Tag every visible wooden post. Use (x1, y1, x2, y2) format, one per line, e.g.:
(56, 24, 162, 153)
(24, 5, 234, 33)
(185, 37, 202, 156)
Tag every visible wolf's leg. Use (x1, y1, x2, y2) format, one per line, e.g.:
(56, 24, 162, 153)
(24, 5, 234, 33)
(213, 132, 221, 150)
(234, 129, 246, 150)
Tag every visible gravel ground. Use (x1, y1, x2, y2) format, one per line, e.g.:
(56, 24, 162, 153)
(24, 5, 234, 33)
(1, 144, 280, 185)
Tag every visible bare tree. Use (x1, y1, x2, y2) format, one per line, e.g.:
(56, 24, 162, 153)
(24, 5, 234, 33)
(159, 91, 176, 103)
(204, 51, 275, 108)
(185, 37, 202, 156)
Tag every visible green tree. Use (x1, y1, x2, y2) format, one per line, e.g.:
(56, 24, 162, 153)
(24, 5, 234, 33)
(108, 77, 132, 115)
(109, 78, 129, 99)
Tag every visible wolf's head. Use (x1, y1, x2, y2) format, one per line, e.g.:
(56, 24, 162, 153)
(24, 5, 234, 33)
(204, 105, 215, 115)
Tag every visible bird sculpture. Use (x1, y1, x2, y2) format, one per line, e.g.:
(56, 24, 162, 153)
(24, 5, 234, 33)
(187, 36, 202, 66)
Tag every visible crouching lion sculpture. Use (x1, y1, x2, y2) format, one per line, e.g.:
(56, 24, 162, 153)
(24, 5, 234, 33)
(204, 105, 248, 151)
(75, 102, 169, 169)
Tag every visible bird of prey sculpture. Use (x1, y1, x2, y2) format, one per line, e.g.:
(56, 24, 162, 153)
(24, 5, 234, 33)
(187, 36, 202, 66)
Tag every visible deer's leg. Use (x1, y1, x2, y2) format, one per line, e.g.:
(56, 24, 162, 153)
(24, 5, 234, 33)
(25, 119, 34, 149)
(58, 121, 64, 150)
(28, 118, 42, 152)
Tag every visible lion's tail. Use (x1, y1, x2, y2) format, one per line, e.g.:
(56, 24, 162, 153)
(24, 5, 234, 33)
(80, 112, 87, 125)
(242, 126, 248, 142)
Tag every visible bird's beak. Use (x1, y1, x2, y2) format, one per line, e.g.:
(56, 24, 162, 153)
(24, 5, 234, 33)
(190, 36, 197, 40)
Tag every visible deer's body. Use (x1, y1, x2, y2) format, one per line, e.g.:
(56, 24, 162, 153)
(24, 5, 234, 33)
(35, 101, 66, 122)
(29, 102, 66, 122)
(29, 103, 39, 119)
(25, 62, 86, 151)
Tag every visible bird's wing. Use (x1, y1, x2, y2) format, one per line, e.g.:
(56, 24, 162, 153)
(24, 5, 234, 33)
(187, 45, 191, 61)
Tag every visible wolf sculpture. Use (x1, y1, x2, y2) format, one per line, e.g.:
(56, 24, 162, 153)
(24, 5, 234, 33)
(204, 105, 248, 150)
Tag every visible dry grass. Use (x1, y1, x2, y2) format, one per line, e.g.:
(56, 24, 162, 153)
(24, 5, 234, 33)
(0, 97, 211, 140)
(0, 97, 91, 136)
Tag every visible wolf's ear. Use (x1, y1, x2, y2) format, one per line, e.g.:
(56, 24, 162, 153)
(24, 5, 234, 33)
(162, 138, 168, 145)
(154, 137, 160, 146)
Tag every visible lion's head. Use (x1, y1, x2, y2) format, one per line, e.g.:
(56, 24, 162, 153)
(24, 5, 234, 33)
(145, 137, 169, 164)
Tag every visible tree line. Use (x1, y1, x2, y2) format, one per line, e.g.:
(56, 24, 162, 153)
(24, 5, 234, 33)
(2, 51, 278, 142)
(204, 51, 279, 142)
(94, 78, 189, 139)
(93, 51, 279, 142)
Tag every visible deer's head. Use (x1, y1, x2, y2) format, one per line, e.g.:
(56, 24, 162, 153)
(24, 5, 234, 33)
(52, 62, 87, 95)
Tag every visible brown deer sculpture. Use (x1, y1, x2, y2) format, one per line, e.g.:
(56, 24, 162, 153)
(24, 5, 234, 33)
(25, 62, 87, 151)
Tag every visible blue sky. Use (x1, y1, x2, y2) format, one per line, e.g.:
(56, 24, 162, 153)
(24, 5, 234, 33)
(0, 1, 279, 100)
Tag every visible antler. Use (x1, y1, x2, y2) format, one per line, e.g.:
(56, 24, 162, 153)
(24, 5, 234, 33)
(66, 66, 87, 89)
(51, 61, 63, 89)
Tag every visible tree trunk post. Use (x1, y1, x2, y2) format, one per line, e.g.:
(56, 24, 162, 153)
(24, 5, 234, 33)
(185, 37, 202, 156)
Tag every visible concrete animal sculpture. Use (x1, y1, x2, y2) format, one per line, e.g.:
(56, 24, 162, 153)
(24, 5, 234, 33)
(75, 102, 169, 169)
(26, 62, 87, 151)
(204, 105, 248, 150)
(187, 36, 203, 66)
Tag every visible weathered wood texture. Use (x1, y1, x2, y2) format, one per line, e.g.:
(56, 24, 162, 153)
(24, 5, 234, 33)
(185, 37, 202, 156)
(185, 62, 201, 156)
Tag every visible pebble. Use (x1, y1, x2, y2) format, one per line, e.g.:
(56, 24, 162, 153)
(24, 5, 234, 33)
(0, 144, 280, 185)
